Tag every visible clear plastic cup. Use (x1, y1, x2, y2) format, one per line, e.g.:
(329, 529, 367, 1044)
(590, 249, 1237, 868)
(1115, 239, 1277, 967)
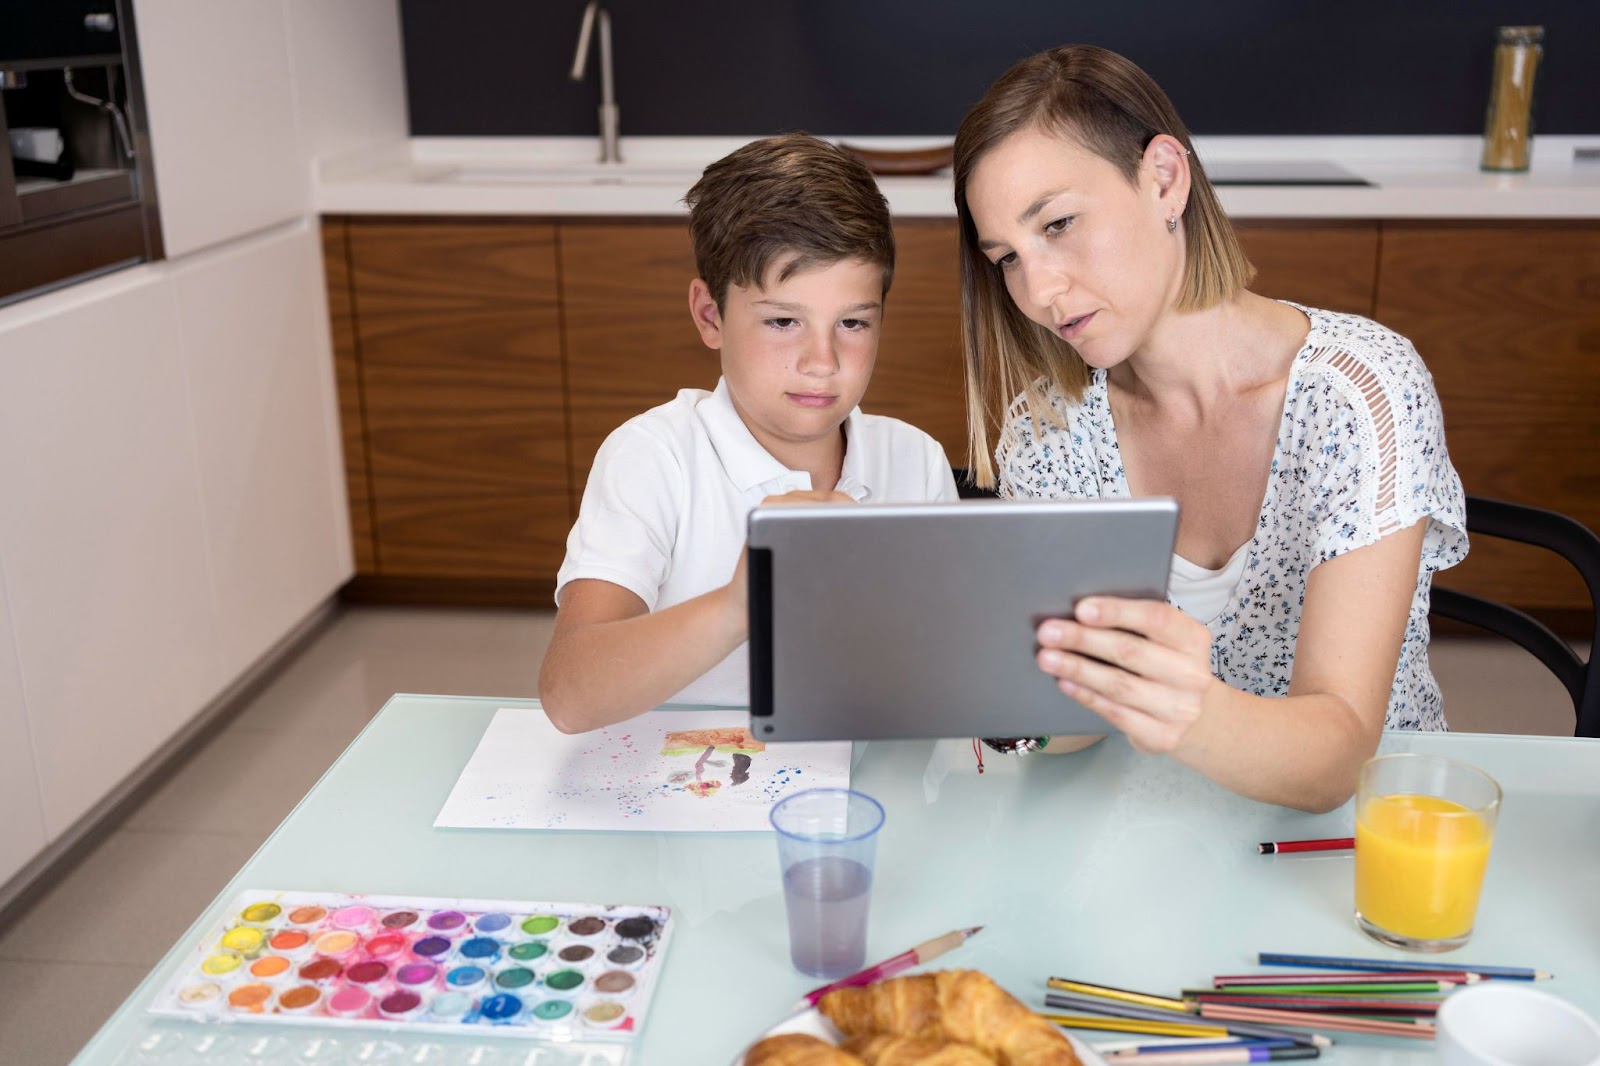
(770, 788, 885, 979)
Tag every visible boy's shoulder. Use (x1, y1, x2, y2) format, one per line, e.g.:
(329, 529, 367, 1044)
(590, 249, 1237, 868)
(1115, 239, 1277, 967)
(601, 387, 718, 452)
(850, 408, 948, 459)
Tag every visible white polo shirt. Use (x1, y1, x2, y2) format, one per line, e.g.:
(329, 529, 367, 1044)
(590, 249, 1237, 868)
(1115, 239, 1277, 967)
(556, 378, 960, 706)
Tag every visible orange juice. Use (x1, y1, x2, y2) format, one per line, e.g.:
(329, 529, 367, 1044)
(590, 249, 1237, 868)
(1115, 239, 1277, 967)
(1355, 792, 1494, 940)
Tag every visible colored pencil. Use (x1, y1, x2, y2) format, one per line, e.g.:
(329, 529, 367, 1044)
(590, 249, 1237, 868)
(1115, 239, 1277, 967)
(1048, 977, 1190, 1012)
(1186, 993, 1439, 1014)
(1194, 981, 1452, 995)
(1256, 837, 1354, 854)
(1100, 1041, 1301, 1055)
(1200, 1003, 1436, 1039)
(1257, 952, 1549, 981)
(800, 925, 984, 1006)
(1044, 993, 1325, 1048)
(1042, 1014, 1233, 1038)
(1110, 1050, 1321, 1065)
(1214, 970, 1480, 987)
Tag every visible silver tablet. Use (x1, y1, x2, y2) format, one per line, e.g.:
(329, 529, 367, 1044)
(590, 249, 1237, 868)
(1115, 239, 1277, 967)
(747, 498, 1179, 741)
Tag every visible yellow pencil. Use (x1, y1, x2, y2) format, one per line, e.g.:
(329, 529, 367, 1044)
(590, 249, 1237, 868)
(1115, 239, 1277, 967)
(1047, 977, 1191, 1013)
(1039, 1013, 1232, 1038)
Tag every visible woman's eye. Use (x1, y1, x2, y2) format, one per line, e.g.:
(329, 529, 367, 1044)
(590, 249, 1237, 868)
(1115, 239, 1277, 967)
(1044, 216, 1075, 236)
(766, 318, 798, 330)
(994, 251, 1017, 270)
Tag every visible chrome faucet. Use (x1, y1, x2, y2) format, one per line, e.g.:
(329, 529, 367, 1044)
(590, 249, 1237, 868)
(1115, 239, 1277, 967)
(569, 1, 620, 164)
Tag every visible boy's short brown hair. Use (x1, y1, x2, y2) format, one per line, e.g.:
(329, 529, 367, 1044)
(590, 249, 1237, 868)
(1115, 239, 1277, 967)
(685, 133, 895, 309)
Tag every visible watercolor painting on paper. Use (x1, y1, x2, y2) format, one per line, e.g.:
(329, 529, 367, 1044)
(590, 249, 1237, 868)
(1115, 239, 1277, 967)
(434, 705, 851, 832)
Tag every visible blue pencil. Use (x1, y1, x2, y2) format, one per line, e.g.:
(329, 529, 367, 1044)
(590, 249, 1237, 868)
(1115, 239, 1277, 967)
(1258, 952, 1550, 981)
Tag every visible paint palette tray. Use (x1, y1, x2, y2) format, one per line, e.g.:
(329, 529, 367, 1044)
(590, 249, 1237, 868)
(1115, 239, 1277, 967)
(150, 890, 672, 1049)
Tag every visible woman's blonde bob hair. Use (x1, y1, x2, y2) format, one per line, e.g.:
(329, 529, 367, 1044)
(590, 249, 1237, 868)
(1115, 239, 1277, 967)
(954, 45, 1254, 487)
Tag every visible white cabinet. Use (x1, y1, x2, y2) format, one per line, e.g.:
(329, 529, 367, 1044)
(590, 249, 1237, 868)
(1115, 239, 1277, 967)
(284, 0, 409, 162)
(0, 274, 217, 837)
(0, 582, 47, 887)
(172, 223, 352, 689)
(132, 0, 306, 258)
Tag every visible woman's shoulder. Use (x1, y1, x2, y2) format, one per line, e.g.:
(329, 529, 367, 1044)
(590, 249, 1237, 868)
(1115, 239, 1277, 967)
(1290, 304, 1430, 379)
(1001, 370, 1108, 437)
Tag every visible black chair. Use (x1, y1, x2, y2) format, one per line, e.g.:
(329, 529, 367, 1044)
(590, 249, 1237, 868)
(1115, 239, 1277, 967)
(951, 466, 999, 500)
(1430, 496, 1600, 739)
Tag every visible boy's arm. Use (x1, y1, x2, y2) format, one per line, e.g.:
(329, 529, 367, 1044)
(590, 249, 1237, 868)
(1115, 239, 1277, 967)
(537, 573, 748, 734)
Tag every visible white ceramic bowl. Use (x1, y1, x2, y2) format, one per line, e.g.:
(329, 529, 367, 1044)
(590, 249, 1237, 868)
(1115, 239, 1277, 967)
(1437, 983, 1600, 1066)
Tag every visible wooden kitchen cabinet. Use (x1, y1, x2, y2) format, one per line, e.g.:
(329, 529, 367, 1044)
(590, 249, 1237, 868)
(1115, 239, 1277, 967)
(1376, 222, 1600, 619)
(335, 218, 572, 586)
(1235, 221, 1379, 318)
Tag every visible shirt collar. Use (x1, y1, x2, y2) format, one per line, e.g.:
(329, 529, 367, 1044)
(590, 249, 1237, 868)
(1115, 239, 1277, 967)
(698, 378, 873, 501)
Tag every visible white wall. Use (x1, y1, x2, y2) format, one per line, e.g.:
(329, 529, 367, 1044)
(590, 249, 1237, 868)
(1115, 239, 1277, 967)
(0, 0, 407, 892)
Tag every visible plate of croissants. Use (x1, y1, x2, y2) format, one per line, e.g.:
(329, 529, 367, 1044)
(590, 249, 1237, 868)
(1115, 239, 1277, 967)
(736, 970, 1107, 1066)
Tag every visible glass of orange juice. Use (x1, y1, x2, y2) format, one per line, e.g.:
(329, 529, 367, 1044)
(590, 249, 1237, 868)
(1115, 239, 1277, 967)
(1355, 752, 1502, 952)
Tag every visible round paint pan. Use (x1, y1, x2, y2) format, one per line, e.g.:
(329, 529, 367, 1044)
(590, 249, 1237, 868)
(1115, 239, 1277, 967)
(218, 926, 266, 957)
(379, 909, 419, 931)
(247, 955, 292, 983)
(410, 935, 453, 962)
(226, 983, 273, 1014)
(479, 992, 524, 1023)
(311, 930, 359, 958)
(424, 910, 467, 934)
(603, 943, 646, 970)
(329, 905, 376, 931)
(296, 957, 343, 985)
(506, 940, 549, 964)
(326, 985, 372, 1018)
(428, 990, 472, 1021)
(267, 929, 313, 958)
(238, 902, 282, 926)
(344, 960, 388, 986)
(553, 943, 600, 971)
(474, 912, 513, 935)
(519, 914, 560, 938)
(492, 966, 537, 992)
(456, 936, 501, 964)
(176, 981, 223, 1009)
(564, 915, 607, 939)
(581, 1000, 628, 1029)
(362, 932, 407, 960)
(592, 970, 637, 998)
(541, 969, 586, 996)
(276, 985, 321, 1014)
(199, 953, 244, 981)
(530, 998, 574, 1022)
(612, 915, 657, 942)
(286, 905, 327, 926)
(377, 989, 424, 1020)
(394, 962, 438, 989)
(444, 964, 487, 991)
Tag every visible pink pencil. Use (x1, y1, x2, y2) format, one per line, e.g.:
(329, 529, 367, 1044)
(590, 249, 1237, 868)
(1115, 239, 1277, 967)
(802, 926, 985, 1006)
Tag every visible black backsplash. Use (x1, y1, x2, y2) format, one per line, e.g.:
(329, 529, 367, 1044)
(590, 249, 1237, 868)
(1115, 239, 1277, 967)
(401, 1, 1597, 137)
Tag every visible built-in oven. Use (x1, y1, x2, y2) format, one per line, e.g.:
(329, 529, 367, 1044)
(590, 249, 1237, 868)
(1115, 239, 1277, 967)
(0, 0, 162, 306)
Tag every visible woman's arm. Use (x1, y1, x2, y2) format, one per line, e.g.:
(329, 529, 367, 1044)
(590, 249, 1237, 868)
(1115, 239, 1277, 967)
(1035, 521, 1426, 811)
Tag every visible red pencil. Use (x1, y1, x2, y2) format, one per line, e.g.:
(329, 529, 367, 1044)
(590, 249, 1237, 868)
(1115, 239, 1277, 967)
(801, 926, 984, 1006)
(1256, 837, 1354, 854)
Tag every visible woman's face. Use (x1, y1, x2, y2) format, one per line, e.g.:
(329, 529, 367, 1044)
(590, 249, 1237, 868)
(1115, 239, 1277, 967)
(966, 124, 1187, 369)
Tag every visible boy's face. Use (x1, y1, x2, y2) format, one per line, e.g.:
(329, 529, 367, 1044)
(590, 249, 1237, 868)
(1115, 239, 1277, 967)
(689, 256, 883, 466)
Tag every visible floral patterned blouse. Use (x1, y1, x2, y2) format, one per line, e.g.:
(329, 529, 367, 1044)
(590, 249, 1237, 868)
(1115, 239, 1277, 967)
(996, 304, 1469, 730)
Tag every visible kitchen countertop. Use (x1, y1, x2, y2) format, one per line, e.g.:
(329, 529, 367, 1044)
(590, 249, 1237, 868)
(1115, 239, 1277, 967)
(316, 135, 1600, 219)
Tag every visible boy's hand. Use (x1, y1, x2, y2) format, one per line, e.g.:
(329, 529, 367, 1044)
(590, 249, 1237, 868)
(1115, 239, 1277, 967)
(725, 490, 857, 628)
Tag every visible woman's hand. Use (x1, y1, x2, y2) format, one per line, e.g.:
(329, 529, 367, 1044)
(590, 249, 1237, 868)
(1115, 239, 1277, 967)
(1035, 597, 1218, 755)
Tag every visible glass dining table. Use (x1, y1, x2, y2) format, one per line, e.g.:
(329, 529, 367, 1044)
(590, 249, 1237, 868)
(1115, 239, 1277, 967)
(74, 694, 1600, 1065)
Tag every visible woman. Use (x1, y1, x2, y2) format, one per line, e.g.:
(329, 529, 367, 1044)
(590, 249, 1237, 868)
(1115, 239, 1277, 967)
(955, 45, 1467, 812)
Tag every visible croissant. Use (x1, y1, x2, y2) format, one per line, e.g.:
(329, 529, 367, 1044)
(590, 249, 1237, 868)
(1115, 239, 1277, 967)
(745, 1033, 866, 1066)
(841, 1033, 998, 1065)
(819, 971, 1079, 1066)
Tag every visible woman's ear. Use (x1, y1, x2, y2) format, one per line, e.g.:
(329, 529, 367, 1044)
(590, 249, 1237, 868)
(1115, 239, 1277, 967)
(1143, 134, 1192, 216)
(687, 278, 724, 350)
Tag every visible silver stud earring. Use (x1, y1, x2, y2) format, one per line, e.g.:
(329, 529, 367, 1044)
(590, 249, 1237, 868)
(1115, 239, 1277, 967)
(1167, 215, 1178, 233)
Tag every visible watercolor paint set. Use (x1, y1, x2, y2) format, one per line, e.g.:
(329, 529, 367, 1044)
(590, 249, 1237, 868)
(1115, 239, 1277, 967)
(149, 890, 673, 1047)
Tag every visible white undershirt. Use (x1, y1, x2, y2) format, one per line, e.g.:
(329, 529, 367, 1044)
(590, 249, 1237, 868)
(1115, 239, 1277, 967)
(1168, 542, 1251, 625)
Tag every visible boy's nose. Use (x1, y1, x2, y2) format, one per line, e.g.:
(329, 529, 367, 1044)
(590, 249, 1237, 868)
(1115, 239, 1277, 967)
(797, 334, 840, 376)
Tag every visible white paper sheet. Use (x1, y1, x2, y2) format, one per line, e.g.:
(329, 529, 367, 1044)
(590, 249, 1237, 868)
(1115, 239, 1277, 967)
(434, 705, 852, 832)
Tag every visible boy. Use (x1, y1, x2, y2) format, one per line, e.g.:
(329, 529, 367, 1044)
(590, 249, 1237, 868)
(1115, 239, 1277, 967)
(539, 133, 959, 733)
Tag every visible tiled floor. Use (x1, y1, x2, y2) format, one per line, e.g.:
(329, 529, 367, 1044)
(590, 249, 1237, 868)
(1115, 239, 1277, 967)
(0, 605, 1579, 1063)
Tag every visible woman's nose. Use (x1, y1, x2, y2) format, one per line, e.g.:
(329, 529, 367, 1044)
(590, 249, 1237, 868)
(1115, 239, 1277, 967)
(1024, 260, 1070, 311)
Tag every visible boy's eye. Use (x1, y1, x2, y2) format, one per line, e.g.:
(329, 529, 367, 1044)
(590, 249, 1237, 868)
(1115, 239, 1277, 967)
(839, 318, 872, 332)
(1044, 215, 1075, 236)
(765, 318, 798, 330)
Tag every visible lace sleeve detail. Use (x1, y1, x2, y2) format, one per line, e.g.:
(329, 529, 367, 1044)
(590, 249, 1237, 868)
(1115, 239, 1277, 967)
(995, 381, 1100, 502)
(1301, 334, 1468, 572)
